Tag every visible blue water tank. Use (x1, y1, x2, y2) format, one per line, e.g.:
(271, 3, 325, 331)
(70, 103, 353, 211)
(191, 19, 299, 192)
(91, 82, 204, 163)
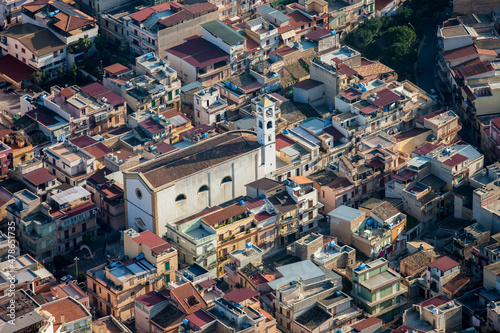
(146, 53, 154, 59)
(200, 90, 206, 95)
(272, 73, 278, 77)
(331, 30, 336, 35)
(283, 129, 290, 134)
(362, 87, 367, 92)
(388, 222, 394, 228)
(109, 262, 117, 268)
(337, 329, 342, 333)
(240, 200, 245, 206)
(232, 84, 237, 90)
(358, 263, 366, 270)
(246, 242, 252, 248)
(202, 132, 208, 138)
(183, 319, 189, 326)
(324, 120, 331, 126)
(248, 211, 253, 214)
(259, 194, 265, 199)
(329, 240, 335, 247)
(366, 218, 373, 226)
(226, 81, 231, 87)
(335, 290, 341, 296)
(373, 221, 378, 228)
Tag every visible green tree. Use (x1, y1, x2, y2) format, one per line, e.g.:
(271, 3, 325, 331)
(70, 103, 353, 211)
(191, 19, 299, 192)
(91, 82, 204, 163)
(360, 18, 383, 36)
(351, 28, 373, 50)
(67, 62, 78, 82)
(382, 26, 416, 46)
(30, 70, 48, 86)
(55, 66, 64, 78)
(382, 42, 416, 71)
(94, 34, 108, 53)
(78, 35, 92, 57)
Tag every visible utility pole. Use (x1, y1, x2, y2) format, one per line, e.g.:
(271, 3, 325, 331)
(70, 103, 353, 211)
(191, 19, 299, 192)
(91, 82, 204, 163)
(74, 256, 80, 280)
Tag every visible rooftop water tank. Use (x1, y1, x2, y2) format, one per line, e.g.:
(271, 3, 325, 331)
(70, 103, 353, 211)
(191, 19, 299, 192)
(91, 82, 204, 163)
(146, 53, 154, 59)
(183, 319, 189, 326)
(329, 240, 335, 247)
(331, 30, 336, 35)
(240, 200, 245, 206)
(283, 129, 290, 134)
(246, 242, 253, 248)
(358, 263, 366, 270)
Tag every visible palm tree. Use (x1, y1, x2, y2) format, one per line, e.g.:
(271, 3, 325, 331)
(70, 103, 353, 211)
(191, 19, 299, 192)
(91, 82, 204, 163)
(78, 35, 92, 57)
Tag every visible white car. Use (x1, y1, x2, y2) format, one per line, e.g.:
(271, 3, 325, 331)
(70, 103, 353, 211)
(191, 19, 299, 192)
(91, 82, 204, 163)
(430, 89, 439, 99)
(61, 275, 74, 283)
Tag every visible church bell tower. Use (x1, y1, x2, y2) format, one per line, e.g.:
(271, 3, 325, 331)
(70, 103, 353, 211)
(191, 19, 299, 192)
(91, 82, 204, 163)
(256, 95, 276, 175)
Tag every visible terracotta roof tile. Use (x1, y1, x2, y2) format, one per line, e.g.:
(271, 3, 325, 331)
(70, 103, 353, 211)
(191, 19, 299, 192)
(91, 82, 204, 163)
(40, 297, 89, 332)
(185, 310, 215, 330)
(351, 317, 382, 331)
(413, 143, 441, 156)
(0, 54, 35, 83)
(136, 291, 168, 307)
(442, 274, 469, 295)
(287, 11, 312, 29)
(23, 168, 56, 186)
(427, 256, 459, 271)
(104, 63, 131, 76)
(133, 132, 260, 188)
(83, 142, 112, 159)
(223, 288, 258, 304)
(419, 295, 451, 308)
(443, 44, 477, 62)
(170, 282, 208, 314)
(371, 88, 402, 108)
(293, 79, 323, 90)
(132, 230, 170, 250)
(442, 153, 468, 167)
(202, 203, 247, 226)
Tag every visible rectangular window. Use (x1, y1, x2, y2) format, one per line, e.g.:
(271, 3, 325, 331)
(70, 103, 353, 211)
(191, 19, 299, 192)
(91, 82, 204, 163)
(165, 261, 170, 270)
(21, 48, 25, 54)
(165, 274, 170, 283)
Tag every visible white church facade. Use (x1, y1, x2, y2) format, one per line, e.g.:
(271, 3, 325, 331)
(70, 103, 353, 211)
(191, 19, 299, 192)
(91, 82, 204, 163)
(124, 95, 278, 236)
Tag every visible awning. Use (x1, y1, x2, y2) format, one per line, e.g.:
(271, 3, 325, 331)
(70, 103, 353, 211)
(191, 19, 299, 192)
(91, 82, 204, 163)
(34, 268, 53, 280)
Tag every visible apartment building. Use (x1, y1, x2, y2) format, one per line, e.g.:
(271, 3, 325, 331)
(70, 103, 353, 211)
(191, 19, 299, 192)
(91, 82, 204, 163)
(308, 170, 354, 214)
(0, 290, 53, 332)
(41, 281, 89, 308)
(87, 229, 177, 320)
(245, 17, 279, 58)
(40, 297, 93, 333)
(269, 260, 344, 333)
(125, 2, 218, 57)
(0, 23, 67, 77)
(19, 186, 98, 262)
(424, 256, 461, 298)
(44, 142, 97, 185)
(200, 203, 259, 277)
(452, 222, 490, 264)
(193, 86, 228, 126)
(0, 254, 56, 294)
(416, 109, 461, 145)
(224, 243, 264, 288)
(351, 258, 407, 322)
(22, 0, 98, 45)
(402, 296, 462, 333)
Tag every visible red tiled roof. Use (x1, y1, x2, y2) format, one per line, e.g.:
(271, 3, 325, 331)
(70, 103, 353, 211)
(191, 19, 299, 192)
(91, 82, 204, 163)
(323, 126, 344, 140)
(442, 153, 468, 167)
(104, 63, 131, 76)
(305, 28, 331, 41)
(241, 81, 263, 93)
(369, 159, 385, 169)
(202, 203, 247, 226)
(23, 168, 56, 186)
(394, 169, 417, 181)
(140, 118, 166, 135)
(416, 109, 447, 124)
(371, 89, 402, 108)
(375, 0, 395, 11)
(0, 54, 35, 82)
(419, 295, 451, 308)
(255, 211, 275, 222)
(442, 274, 470, 295)
(70, 135, 97, 148)
(276, 134, 295, 150)
(136, 291, 168, 307)
(166, 36, 229, 69)
(224, 288, 258, 304)
(170, 282, 208, 314)
(427, 256, 459, 271)
(198, 279, 216, 289)
(245, 197, 265, 210)
(41, 298, 89, 332)
(160, 9, 193, 28)
(462, 85, 476, 102)
(59, 88, 74, 99)
(326, 177, 352, 191)
(351, 317, 382, 330)
(359, 104, 378, 114)
(293, 79, 323, 90)
(53, 12, 95, 33)
(130, 2, 180, 22)
(181, 124, 215, 138)
(269, 93, 288, 103)
(244, 33, 261, 53)
(338, 64, 357, 77)
(413, 143, 440, 156)
(132, 230, 169, 250)
(477, 48, 497, 56)
(456, 60, 494, 80)
(394, 128, 430, 141)
(185, 310, 215, 330)
(277, 25, 294, 34)
(155, 141, 178, 155)
(270, 46, 298, 57)
(0, 188, 13, 207)
(83, 142, 112, 159)
(183, 3, 217, 14)
(443, 44, 477, 62)
(80, 82, 126, 106)
(287, 11, 312, 29)
(339, 88, 361, 101)
(491, 117, 500, 130)
(58, 202, 97, 220)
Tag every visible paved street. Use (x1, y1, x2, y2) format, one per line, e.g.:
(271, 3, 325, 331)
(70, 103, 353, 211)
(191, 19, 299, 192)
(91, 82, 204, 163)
(415, 9, 451, 94)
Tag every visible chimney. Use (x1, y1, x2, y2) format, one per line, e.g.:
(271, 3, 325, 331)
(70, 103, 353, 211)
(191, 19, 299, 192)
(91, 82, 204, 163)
(61, 314, 65, 325)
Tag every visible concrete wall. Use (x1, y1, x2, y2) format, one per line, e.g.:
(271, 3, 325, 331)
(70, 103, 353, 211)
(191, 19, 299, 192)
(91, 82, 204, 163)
(317, 34, 339, 53)
(310, 61, 337, 106)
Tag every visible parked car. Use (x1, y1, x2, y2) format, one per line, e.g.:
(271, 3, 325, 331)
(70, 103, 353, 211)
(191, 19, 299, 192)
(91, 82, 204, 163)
(430, 89, 439, 99)
(61, 275, 74, 283)
(3, 87, 14, 94)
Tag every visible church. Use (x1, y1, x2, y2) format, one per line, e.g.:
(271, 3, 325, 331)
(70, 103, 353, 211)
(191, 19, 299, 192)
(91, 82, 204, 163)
(124, 95, 277, 236)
